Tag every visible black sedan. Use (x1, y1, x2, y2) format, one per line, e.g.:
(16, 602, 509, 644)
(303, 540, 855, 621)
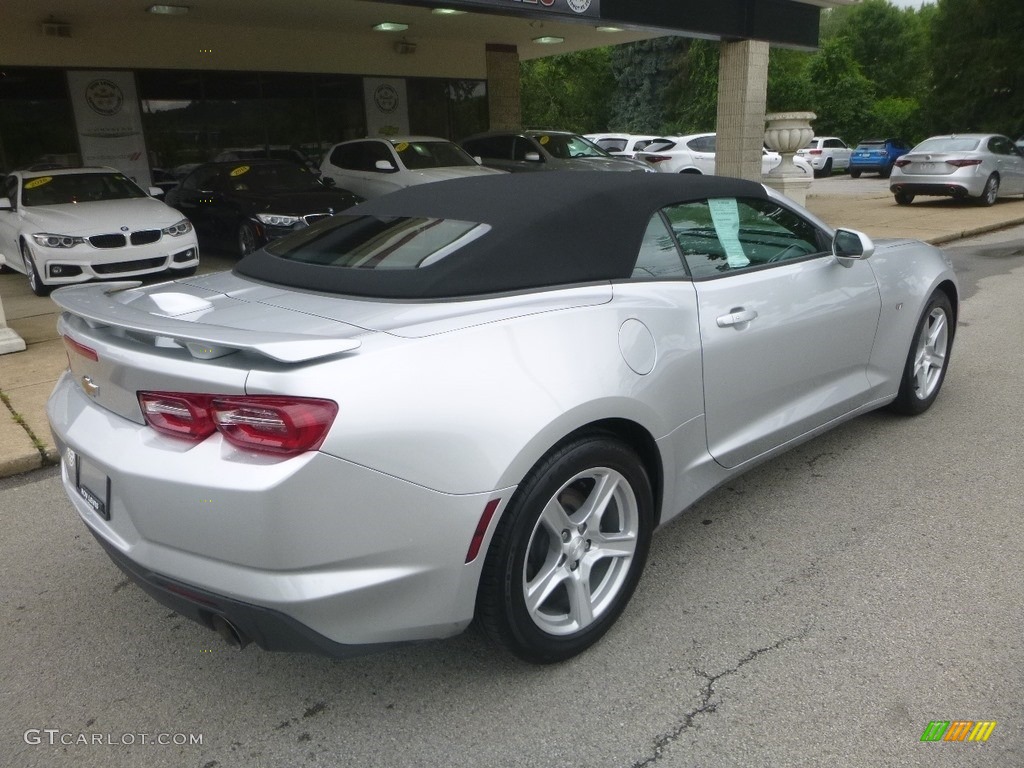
(166, 160, 361, 257)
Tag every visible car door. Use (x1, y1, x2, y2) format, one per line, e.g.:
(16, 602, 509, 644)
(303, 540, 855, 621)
(827, 138, 852, 169)
(462, 135, 523, 173)
(169, 165, 223, 244)
(664, 197, 881, 468)
(687, 136, 717, 174)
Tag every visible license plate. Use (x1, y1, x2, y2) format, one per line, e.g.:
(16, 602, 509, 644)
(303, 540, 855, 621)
(74, 451, 111, 520)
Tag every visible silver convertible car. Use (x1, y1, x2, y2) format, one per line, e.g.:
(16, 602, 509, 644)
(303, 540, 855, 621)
(47, 172, 958, 663)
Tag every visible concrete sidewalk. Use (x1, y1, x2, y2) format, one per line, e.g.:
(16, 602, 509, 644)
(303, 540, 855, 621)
(3, 177, 1024, 479)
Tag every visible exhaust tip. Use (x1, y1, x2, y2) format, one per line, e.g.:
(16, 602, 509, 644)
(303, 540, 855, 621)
(210, 614, 249, 650)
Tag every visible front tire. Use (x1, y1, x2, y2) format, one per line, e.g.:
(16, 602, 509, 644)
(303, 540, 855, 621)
(890, 291, 954, 415)
(21, 242, 51, 297)
(476, 436, 653, 663)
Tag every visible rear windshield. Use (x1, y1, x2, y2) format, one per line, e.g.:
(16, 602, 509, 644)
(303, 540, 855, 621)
(263, 215, 489, 269)
(21, 172, 147, 206)
(913, 138, 981, 153)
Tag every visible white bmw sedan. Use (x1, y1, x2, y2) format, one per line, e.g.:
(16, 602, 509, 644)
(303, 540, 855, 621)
(0, 167, 199, 296)
(47, 172, 958, 663)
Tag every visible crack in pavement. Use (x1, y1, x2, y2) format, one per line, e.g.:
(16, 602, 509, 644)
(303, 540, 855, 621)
(629, 626, 811, 768)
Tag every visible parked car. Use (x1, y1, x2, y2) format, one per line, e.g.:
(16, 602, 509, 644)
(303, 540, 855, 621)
(0, 166, 199, 296)
(889, 133, 1024, 206)
(849, 138, 912, 178)
(795, 136, 852, 178)
(214, 146, 318, 173)
(48, 171, 958, 663)
(634, 133, 811, 176)
(319, 136, 503, 200)
(460, 130, 655, 173)
(166, 160, 361, 257)
(583, 133, 661, 158)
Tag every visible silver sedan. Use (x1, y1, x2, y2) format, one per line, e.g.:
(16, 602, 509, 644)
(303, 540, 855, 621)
(889, 133, 1024, 205)
(47, 172, 958, 663)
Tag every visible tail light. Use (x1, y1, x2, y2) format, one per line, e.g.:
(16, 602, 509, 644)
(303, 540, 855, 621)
(138, 392, 338, 455)
(808, 149, 823, 155)
(945, 158, 983, 168)
(894, 158, 912, 168)
(642, 155, 671, 164)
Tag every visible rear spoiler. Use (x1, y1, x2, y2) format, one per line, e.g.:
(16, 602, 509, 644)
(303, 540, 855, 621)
(51, 281, 362, 363)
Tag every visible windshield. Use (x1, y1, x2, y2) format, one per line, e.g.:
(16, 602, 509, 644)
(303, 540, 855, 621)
(528, 133, 610, 159)
(219, 163, 321, 192)
(264, 215, 489, 269)
(21, 172, 148, 206)
(391, 140, 479, 170)
(913, 137, 981, 153)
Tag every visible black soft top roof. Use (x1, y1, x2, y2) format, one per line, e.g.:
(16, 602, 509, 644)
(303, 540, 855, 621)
(235, 171, 769, 299)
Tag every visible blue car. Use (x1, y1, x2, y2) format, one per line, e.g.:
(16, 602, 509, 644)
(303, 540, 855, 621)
(849, 138, 911, 178)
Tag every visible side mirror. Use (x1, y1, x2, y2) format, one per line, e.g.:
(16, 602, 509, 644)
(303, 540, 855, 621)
(148, 186, 164, 197)
(473, 156, 484, 165)
(524, 152, 542, 162)
(374, 160, 397, 172)
(0, 197, 12, 211)
(833, 228, 874, 263)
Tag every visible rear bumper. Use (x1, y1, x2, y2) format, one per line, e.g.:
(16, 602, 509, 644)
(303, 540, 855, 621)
(889, 180, 977, 199)
(89, 526, 405, 657)
(48, 373, 510, 651)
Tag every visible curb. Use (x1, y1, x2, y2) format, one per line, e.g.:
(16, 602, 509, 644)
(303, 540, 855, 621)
(927, 216, 1024, 246)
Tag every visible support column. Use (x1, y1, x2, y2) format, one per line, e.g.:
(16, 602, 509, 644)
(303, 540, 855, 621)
(485, 44, 521, 132)
(715, 39, 769, 182)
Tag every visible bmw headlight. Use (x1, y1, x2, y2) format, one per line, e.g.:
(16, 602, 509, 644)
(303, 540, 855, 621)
(162, 219, 193, 237)
(32, 233, 84, 248)
(256, 213, 302, 227)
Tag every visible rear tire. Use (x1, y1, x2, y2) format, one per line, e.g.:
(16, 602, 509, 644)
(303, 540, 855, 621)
(890, 291, 954, 415)
(978, 174, 999, 206)
(21, 242, 51, 297)
(849, 169, 862, 179)
(814, 158, 832, 179)
(476, 436, 653, 663)
(894, 191, 915, 206)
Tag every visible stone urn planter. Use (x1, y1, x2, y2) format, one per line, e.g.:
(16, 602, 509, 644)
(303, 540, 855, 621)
(764, 111, 816, 178)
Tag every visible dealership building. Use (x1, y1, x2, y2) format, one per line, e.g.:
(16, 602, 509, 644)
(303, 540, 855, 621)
(1, 0, 853, 186)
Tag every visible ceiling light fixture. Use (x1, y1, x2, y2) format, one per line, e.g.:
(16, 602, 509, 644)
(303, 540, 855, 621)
(373, 22, 409, 32)
(596, 26, 622, 32)
(147, 4, 189, 14)
(532, 35, 564, 44)
(432, 8, 467, 15)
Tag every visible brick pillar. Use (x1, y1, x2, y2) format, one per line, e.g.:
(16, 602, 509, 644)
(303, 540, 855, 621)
(485, 43, 521, 132)
(715, 39, 769, 181)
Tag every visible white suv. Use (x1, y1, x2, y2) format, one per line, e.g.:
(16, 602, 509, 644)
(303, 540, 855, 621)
(796, 137, 852, 178)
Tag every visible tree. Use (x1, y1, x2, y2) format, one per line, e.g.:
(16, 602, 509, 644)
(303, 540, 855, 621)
(803, 38, 876, 143)
(927, 0, 1024, 136)
(607, 38, 689, 133)
(520, 47, 615, 133)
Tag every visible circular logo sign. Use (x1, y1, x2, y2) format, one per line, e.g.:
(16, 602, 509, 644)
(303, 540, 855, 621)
(85, 79, 125, 117)
(374, 84, 400, 114)
(566, 0, 592, 13)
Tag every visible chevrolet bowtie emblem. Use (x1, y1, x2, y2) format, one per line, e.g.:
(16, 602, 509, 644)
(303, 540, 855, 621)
(81, 376, 100, 398)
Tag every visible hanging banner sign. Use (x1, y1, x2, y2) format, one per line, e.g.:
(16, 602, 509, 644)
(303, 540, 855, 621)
(67, 70, 152, 188)
(363, 77, 410, 138)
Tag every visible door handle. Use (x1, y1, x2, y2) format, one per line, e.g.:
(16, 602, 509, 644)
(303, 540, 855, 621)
(716, 308, 758, 327)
